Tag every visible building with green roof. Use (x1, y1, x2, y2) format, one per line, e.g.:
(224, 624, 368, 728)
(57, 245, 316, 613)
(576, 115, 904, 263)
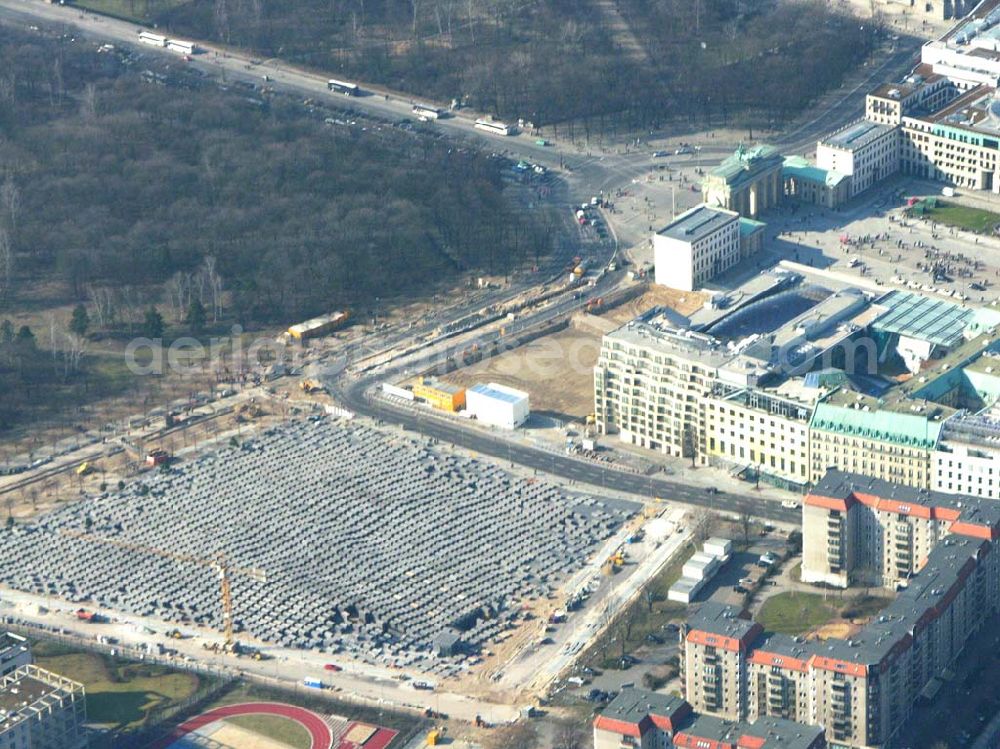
(738, 216, 766, 257)
(782, 155, 851, 208)
(809, 391, 952, 485)
(702, 144, 784, 218)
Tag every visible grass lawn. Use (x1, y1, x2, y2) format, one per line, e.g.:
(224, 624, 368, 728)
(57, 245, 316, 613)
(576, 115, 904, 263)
(757, 592, 840, 635)
(33, 642, 201, 730)
(922, 201, 1000, 234)
(226, 715, 312, 749)
(839, 593, 893, 620)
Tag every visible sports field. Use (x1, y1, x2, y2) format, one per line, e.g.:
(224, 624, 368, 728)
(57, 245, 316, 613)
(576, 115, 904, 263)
(156, 701, 399, 749)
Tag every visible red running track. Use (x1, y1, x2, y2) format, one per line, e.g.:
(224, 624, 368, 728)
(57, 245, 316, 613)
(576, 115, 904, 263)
(350, 725, 398, 749)
(151, 701, 334, 749)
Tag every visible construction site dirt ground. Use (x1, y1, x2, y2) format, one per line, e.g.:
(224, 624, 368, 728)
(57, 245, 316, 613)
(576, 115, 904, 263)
(600, 285, 708, 326)
(441, 285, 709, 421)
(442, 326, 603, 421)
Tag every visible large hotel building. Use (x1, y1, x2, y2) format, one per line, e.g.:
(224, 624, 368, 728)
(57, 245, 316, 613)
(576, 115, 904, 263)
(594, 282, 1000, 498)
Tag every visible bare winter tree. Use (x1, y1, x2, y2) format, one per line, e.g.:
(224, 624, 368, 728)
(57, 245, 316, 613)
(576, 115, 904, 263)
(0, 227, 11, 305)
(215, 0, 232, 43)
(0, 173, 20, 238)
(442, 0, 455, 40)
(119, 285, 149, 333)
(165, 272, 189, 323)
(482, 722, 538, 749)
(690, 509, 714, 543)
(739, 510, 752, 547)
(203, 256, 224, 322)
(0, 75, 15, 112)
(617, 607, 638, 657)
(87, 284, 117, 330)
(410, 0, 420, 35)
(81, 82, 97, 121)
(52, 56, 65, 104)
(63, 332, 88, 376)
(248, 0, 264, 43)
(552, 720, 586, 749)
(46, 313, 59, 369)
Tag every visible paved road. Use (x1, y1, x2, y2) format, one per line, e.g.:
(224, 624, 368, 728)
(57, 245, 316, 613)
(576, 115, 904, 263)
(775, 39, 924, 155)
(525, 516, 692, 692)
(0, 585, 525, 724)
(336, 377, 799, 526)
(0, 0, 925, 202)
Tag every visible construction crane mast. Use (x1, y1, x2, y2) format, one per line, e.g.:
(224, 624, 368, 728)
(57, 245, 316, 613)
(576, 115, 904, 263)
(60, 530, 266, 649)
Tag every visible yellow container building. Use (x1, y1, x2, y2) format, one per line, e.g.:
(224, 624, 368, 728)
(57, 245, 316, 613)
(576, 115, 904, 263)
(412, 378, 466, 412)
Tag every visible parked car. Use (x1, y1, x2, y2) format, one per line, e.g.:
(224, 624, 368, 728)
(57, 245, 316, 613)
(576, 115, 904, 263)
(759, 553, 779, 567)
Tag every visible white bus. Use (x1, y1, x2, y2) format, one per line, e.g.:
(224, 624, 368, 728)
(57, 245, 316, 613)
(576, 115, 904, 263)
(412, 105, 440, 120)
(138, 31, 167, 47)
(475, 119, 512, 136)
(166, 39, 196, 55)
(327, 79, 359, 96)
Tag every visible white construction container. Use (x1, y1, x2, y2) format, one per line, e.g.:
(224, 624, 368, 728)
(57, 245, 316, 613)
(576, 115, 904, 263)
(704, 537, 732, 562)
(465, 382, 530, 429)
(381, 382, 415, 401)
(682, 552, 719, 581)
(668, 577, 704, 604)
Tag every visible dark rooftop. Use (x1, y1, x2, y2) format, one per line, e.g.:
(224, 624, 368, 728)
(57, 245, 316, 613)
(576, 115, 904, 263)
(813, 535, 982, 667)
(657, 204, 737, 244)
(600, 688, 687, 725)
(812, 470, 1000, 530)
(675, 713, 824, 749)
(688, 601, 758, 640)
(821, 119, 895, 151)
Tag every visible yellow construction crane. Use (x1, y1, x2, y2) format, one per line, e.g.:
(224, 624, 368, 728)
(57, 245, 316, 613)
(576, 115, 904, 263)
(59, 530, 267, 650)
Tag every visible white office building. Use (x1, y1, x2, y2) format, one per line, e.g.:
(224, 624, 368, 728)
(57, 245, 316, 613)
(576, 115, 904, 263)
(932, 410, 1000, 499)
(465, 383, 530, 429)
(653, 204, 741, 291)
(817, 119, 899, 197)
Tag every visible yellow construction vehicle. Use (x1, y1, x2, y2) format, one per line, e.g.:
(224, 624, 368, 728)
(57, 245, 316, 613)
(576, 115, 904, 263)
(166, 628, 184, 640)
(300, 379, 325, 394)
(60, 530, 266, 654)
(76, 462, 95, 476)
(602, 550, 626, 576)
